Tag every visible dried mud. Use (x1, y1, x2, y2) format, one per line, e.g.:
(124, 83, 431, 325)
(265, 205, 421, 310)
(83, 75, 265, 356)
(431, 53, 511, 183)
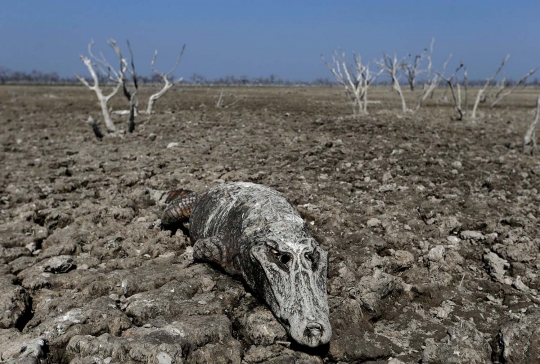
(1, 85, 539, 363)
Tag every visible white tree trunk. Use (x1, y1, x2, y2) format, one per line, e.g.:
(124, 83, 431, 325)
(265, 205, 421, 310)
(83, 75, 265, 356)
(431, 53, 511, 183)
(147, 45, 185, 114)
(471, 55, 509, 120)
(523, 95, 540, 154)
(99, 95, 116, 132)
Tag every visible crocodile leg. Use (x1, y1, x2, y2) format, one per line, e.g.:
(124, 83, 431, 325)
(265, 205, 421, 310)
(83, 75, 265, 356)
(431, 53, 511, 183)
(193, 236, 239, 275)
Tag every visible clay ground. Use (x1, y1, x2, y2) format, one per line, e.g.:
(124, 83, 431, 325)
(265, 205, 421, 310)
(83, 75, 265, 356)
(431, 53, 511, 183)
(1, 85, 540, 363)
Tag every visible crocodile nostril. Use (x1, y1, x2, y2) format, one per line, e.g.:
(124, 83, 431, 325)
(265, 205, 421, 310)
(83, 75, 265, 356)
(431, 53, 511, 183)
(305, 322, 323, 336)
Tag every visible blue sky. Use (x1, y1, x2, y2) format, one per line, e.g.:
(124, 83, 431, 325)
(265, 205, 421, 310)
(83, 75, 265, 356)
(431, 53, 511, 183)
(1, 1, 538, 81)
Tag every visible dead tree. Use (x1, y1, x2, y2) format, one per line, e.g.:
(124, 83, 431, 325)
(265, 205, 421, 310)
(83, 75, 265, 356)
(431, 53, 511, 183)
(146, 45, 186, 114)
(215, 90, 241, 108)
(416, 41, 447, 110)
(112, 40, 139, 133)
(471, 55, 510, 120)
(376, 53, 408, 112)
(402, 54, 424, 91)
(489, 67, 538, 115)
(402, 39, 433, 91)
(322, 50, 382, 115)
(74, 40, 126, 133)
(436, 62, 465, 120)
(523, 94, 540, 155)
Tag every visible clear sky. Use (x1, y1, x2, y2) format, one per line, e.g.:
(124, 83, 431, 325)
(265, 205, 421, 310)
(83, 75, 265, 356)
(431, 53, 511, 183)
(1, 1, 538, 81)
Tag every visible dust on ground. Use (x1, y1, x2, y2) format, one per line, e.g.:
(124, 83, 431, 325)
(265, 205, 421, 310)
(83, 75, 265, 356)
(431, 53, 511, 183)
(1, 85, 540, 363)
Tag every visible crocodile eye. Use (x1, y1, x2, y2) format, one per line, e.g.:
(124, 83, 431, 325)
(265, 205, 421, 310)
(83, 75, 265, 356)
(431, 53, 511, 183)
(268, 246, 291, 268)
(304, 250, 319, 270)
(279, 254, 290, 265)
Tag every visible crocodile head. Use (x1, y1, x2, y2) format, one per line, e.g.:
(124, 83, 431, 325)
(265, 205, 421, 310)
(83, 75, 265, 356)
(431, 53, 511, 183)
(242, 224, 332, 347)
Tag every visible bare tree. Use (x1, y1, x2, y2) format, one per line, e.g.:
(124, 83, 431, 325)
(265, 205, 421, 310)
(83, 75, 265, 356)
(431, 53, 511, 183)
(115, 40, 139, 133)
(146, 45, 186, 114)
(215, 89, 241, 108)
(376, 53, 408, 112)
(401, 39, 433, 92)
(489, 67, 538, 115)
(437, 62, 465, 120)
(322, 50, 382, 115)
(471, 55, 510, 120)
(402, 54, 424, 91)
(416, 41, 446, 110)
(74, 39, 126, 133)
(523, 94, 540, 155)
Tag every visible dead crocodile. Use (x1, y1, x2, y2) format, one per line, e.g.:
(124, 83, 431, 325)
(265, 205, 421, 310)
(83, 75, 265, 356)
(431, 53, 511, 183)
(161, 182, 332, 347)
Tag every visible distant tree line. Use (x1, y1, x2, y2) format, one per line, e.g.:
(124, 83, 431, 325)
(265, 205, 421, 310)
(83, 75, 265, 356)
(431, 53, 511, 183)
(2, 66, 540, 87)
(0, 67, 337, 86)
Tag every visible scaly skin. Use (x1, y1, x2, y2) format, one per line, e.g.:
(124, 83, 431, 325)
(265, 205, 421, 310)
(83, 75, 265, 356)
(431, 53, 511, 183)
(162, 182, 331, 347)
(161, 189, 197, 227)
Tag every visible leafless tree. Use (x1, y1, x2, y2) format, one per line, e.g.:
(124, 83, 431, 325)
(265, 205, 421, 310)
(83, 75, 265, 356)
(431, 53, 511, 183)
(402, 54, 424, 91)
(146, 45, 186, 114)
(74, 39, 126, 133)
(115, 40, 139, 133)
(401, 38, 433, 92)
(523, 94, 540, 155)
(376, 53, 408, 112)
(322, 50, 382, 115)
(215, 90, 241, 108)
(471, 55, 510, 120)
(437, 62, 466, 120)
(416, 41, 446, 110)
(489, 67, 538, 115)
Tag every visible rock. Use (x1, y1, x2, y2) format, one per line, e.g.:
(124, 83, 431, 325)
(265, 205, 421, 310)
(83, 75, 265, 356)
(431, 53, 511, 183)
(512, 276, 530, 292)
(43, 255, 74, 274)
(496, 308, 540, 363)
(67, 315, 241, 363)
(329, 329, 399, 362)
(382, 172, 393, 182)
(438, 216, 461, 235)
(379, 184, 396, 192)
(0, 276, 30, 329)
(353, 270, 397, 315)
(240, 306, 287, 346)
(446, 235, 461, 244)
(0, 329, 47, 363)
(427, 245, 445, 263)
(367, 218, 382, 227)
(392, 250, 414, 271)
(460, 230, 485, 241)
(66, 332, 184, 364)
(243, 345, 277, 363)
(189, 341, 242, 364)
(506, 240, 537, 263)
(166, 142, 180, 149)
(452, 161, 462, 168)
(484, 251, 509, 283)
(421, 320, 491, 363)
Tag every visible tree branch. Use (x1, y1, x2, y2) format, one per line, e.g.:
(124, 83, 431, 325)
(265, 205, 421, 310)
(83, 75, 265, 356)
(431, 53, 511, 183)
(471, 54, 510, 119)
(147, 44, 186, 114)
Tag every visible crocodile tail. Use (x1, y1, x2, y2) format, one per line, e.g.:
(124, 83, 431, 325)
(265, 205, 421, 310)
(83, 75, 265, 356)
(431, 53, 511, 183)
(162, 189, 198, 228)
